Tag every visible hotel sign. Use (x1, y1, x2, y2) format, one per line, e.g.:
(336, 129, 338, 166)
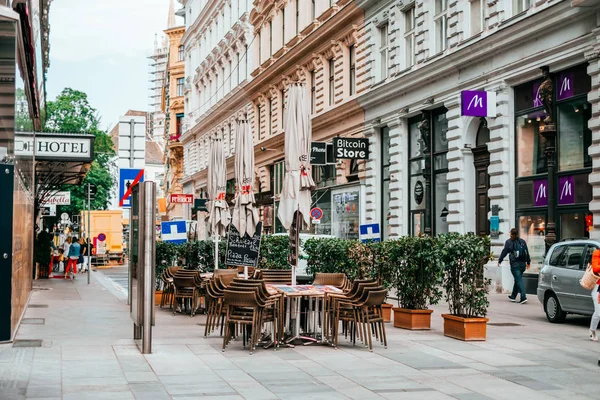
(14, 133, 94, 162)
(461, 90, 497, 117)
(170, 194, 194, 204)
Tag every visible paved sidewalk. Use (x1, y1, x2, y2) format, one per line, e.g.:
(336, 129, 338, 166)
(2, 270, 599, 400)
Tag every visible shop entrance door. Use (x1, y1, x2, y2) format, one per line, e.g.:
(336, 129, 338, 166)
(472, 146, 490, 236)
(472, 118, 491, 237)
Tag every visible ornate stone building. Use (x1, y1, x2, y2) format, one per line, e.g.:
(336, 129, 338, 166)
(163, 1, 186, 220)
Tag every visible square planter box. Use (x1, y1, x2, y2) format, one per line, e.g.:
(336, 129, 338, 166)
(392, 308, 433, 330)
(442, 314, 488, 341)
(155, 290, 162, 306)
(381, 303, 393, 323)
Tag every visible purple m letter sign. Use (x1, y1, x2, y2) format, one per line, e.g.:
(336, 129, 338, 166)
(461, 90, 497, 117)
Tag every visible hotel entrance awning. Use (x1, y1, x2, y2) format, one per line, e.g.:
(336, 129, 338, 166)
(15, 131, 95, 187)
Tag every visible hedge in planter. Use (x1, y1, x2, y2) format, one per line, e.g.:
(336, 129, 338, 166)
(258, 235, 290, 270)
(438, 233, 491, 341)
(305, 238, 358, 277)
(387, 236, 443, 329)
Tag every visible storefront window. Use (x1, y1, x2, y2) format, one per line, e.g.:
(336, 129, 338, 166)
(558, 98, 591, 172)
(560, 212, 587, 240)
(381, 127, 391, 239)
(331, 187, 360, 240)
(435, 173, 449, 234)
(516, 113, 547, 177)
(311, 189, 332, 235)
(519, 215, 546, 272)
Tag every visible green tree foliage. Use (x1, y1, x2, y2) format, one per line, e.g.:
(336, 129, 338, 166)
(44, 88, 116, 215)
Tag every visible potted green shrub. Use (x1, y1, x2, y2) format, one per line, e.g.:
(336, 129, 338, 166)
(388, 236, 443, 329)
(155, 241, 178, 305)
(438, 233, 491, 341)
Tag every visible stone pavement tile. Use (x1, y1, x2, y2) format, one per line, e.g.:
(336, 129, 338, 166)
(145, 347, 212, 376)
(377, 390, 455, 400)
(61, 359, 124, 379)
(447, 374, 552, 400)
(112, 346, 141, 356)
(383, 352, 466, 370)
(539, 389, 596, 400)
(274, 350, 309, 361)
(457, 351, 539, 367)
(62, 376, 128, 387)
(228, 382, 279, 400)
(32, 347, 61, 360)
(195, 353, 238, 370)
(457, 362, 502, 372)
(214, 368, 257, 385)
(277, 392, 349, 400)
(128, 382, 171, 400)
(187, 344, 221, 355)
(452, 393, 495, 400)
(171, 396, 244, 400)
(287, 359, 338, 377)
(62, 345, 116, 361)
(25, 385, 61, 398)
(334, 384, 384, 400)
(62, 384, 133, 400)
(161, 381, 238, 397)
(415, 367, 485, 379)
(25, 397, 60, 400)
(124, 371, 159, 383)
(349, 377, 429, 392)
(426, 381, 474, 396)
(0, 387, 26, 400)
(62, 392, 134, 400)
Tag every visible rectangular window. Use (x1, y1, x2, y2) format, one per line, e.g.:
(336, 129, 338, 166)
(349, 45, 356, 95)
(558, 99, 591, 172)
(269, 20, 273, 55)
(296, 0, 300, 35)
(329, 58, 335, 106)
(516, 113, 548, 177)
(176, 114, 183, 136)
(177, 77, 185, 96)
(282, 8, 285, 39)
(268, 98, 273, 136)
(434, 0, 448, 53)
(470, 0, 484, 35)
(312, 0, 316, 20)
(404, 6, 415, 67)
(311, 70, 316, 113)
(381, 127, 391, 239)
(178, 45, 184, 61)
(513, 0, 531, 14)
(257, 105, 262, 140)
(379, 24, 388, 80)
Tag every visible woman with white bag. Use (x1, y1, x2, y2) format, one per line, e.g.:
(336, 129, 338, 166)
(585, 249, 600, 342)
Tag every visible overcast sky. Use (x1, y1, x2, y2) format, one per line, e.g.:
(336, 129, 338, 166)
(46, 0, 178, 131)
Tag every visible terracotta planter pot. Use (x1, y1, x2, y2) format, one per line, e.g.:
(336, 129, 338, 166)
(155, 290, 163, 306)
(442, 314, 488, 341)
(381, 303, 393, 323)
(392, 308, 433, 330)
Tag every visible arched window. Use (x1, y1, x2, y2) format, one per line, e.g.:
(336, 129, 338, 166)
(475, 117, 490, 147)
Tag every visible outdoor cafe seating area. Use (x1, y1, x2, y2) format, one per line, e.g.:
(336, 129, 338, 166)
(157, 267, 388, 354)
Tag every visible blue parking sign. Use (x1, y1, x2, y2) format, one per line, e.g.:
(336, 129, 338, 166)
(161, 221, 187, 244)
(359, 223, 381, 243)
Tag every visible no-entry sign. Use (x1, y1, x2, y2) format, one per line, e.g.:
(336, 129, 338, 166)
(310, 207, 323, 221)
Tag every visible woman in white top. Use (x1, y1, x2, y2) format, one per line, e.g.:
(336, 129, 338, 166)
(62, 237, 72, 273)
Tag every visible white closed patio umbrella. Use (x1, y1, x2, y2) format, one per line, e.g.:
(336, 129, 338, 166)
(207, 138, 229, 270)
(277, 83, 315, 285)
(231, 119, 259, 278)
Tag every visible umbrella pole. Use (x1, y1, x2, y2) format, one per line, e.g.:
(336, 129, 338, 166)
(214, 235, 219, 270)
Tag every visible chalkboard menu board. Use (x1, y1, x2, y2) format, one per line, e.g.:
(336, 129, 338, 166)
(225, 222, 263, 267)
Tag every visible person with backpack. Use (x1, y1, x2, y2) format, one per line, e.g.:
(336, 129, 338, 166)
(498, 228, 531, 304)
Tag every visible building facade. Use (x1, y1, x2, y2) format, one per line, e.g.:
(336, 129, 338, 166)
(148, 36, 168, 146)
(179, 0, 600, 291)
(0, 0, 51, 341)
(162, 4, 186, 220)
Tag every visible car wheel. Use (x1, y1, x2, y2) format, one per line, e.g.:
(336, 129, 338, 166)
(544, 292, 567, 323)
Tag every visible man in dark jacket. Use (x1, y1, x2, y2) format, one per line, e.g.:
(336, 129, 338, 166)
(498, 228, 531, 304)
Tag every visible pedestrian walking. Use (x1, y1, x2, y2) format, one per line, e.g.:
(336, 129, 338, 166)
(498, 228, 531, 304)
(589, 249, 600, 342)
(62, 237, 71, 265)
(65, 236, 81, 280)
(77, 237, 87, 273)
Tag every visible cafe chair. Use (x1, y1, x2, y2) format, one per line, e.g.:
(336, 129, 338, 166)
(353, 289, 388, 351)
(172, 275, 202, 317)
(222, 289, 270, 355)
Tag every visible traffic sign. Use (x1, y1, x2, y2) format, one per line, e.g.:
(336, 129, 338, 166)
(359, 223, 381, 243)
(161, 221, 187, 244)
(119, 168, 144, 208)
(310, 207, 323, 221)
(60, 213, 69, 221)
(98, 233, 106, 242)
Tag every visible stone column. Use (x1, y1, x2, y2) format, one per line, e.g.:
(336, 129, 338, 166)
(363, 125, 380, 223)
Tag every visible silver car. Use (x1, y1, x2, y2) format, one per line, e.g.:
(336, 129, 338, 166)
(537, 239, 597, 322)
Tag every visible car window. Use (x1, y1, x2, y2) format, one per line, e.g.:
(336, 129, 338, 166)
(584, 245, 599, 269)
(557, 244, 586, 270)
(549, 246, 566, 266)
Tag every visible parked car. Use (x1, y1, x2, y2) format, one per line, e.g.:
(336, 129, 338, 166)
(272, 233, 335, 283)
(537, 239, 597, 322)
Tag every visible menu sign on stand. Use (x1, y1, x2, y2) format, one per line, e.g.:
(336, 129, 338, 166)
(225, 222, 263, 268)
